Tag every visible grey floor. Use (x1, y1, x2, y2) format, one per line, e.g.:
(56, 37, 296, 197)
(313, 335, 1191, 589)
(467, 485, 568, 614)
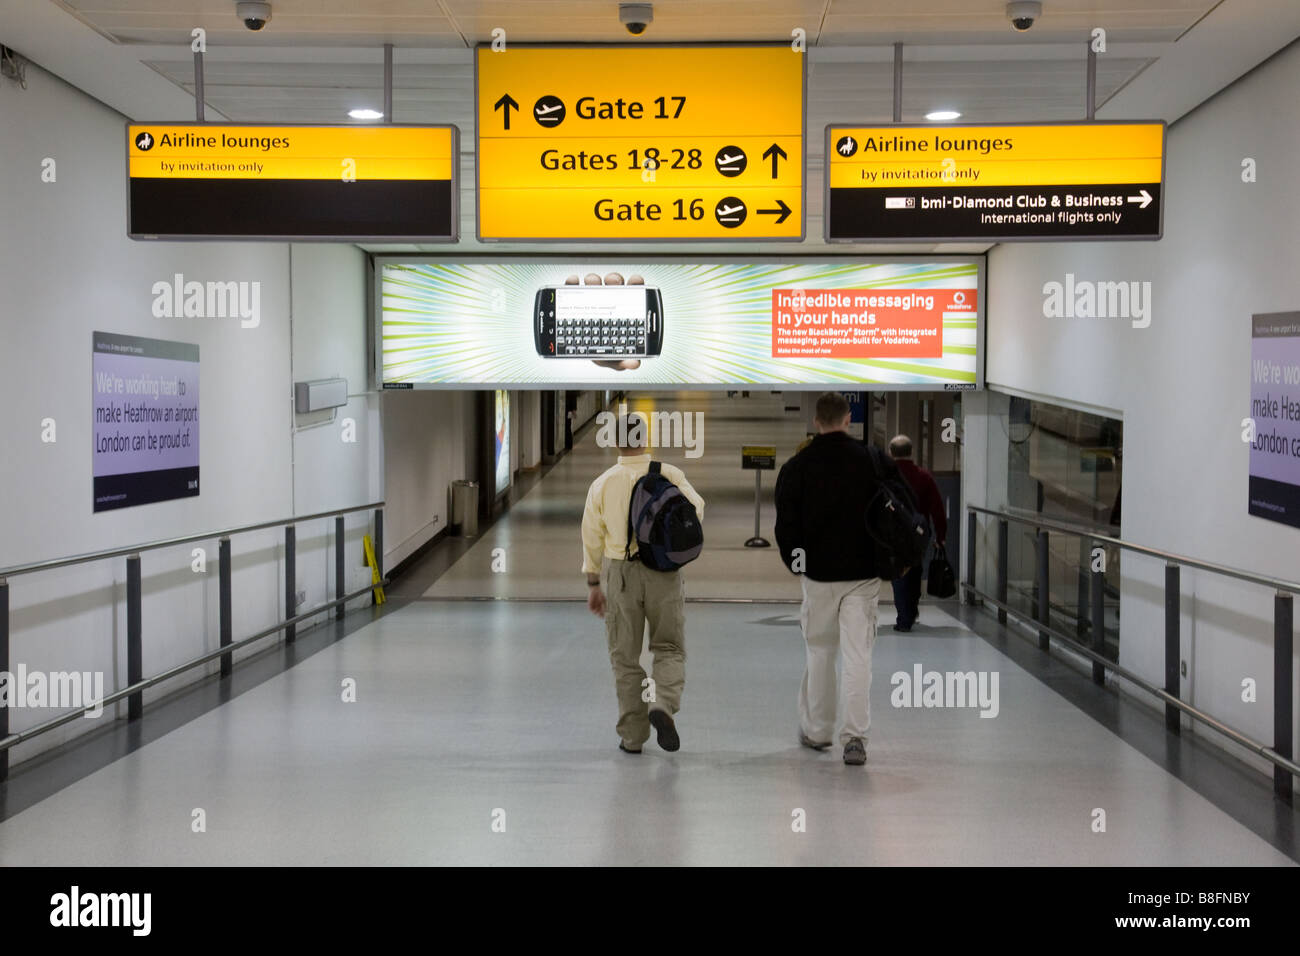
(0, 601, 1291, 865)
(424, 392, 807, 600)
(0, 392, 1293, 865)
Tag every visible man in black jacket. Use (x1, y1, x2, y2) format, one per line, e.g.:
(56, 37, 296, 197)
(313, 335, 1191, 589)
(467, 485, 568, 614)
(774, 392, 883, 766)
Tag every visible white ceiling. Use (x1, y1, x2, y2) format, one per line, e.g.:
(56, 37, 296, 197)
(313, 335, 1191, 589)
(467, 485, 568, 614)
(50, 0, 1222, 47)
(5, 0, 1300, 253)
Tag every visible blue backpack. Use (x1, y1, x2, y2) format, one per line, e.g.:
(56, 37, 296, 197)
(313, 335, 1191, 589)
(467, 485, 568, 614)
(625, 461, 703, 571)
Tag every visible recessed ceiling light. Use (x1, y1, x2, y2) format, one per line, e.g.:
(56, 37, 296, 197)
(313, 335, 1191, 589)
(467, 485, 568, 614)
(925, 110, 962, 121)
(349, 108, 384, 120)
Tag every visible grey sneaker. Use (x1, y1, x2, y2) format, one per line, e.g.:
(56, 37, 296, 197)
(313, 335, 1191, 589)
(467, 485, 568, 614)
(799, 731, 832, 752)
(843, 737, 867, 766)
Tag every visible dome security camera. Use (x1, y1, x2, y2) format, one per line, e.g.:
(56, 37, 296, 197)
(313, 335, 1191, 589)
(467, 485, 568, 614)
(620, 3, 654, 36)
(1006, 1, 1042, 32)
(236, 1, 272, 31)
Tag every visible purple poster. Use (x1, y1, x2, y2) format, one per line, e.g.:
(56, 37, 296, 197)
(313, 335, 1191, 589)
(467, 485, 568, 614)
(93, 332, 200, 512)
(1248, 312, 1300, 529)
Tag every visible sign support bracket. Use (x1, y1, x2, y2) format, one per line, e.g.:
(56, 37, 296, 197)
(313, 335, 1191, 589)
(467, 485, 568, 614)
(384, 43, 393, 122)
(193, 47, 205, 122)
(892, 43, 903, 123)
(1086, 42, 1097, 120)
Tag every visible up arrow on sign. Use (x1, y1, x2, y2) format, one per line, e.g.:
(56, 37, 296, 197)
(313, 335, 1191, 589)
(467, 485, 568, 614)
(1127, 189, 1153, 208)
(494, 94, 519, 130)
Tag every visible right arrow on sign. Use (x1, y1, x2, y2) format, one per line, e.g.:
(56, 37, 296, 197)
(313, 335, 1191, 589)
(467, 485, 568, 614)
(494, 94, 519, 130)
(758, 199, 792, 224)
(1127, 189, 1153, 208)
(762, 143, 787, 179)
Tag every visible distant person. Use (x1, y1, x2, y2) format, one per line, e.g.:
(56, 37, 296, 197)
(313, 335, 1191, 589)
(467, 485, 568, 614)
(887, 435, 947, 632)
(774, 392, 883, 767)
(581, 414, 705, 755)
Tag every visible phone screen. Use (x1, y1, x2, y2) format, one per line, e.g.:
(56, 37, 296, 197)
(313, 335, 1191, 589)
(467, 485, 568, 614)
(552, 286, 649, 357)
(555, 286, 645, 323)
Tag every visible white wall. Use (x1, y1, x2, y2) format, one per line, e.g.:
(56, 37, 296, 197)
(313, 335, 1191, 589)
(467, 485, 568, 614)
(0, 63, 377, 763)
(981, 41, 1300, 769)
(380, 390, 478, 569)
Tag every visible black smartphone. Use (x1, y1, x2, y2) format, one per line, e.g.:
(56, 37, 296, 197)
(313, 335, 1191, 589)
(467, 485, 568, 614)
(534, 285, 664, 358)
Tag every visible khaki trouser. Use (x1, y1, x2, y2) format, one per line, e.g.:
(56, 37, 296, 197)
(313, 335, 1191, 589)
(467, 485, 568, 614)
(602, 557, 686, 747)
(799, 576, 880, 746)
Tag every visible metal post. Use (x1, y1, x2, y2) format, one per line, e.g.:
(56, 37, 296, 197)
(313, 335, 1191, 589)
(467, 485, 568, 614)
(1091, 544, 1106, 685)
(1275, 592, 1294, 802)
(892, 43, 903, 123)
(743, 471, 770, 548)
(1076, 536, 1090, 638)
(0, 577, 8, 781)
(219, 537, 232, 678)
(1085, 43, 1096, 120)
(194, 48, 205, 122)
(996, 518, 1008, 625)
(127, 555, 143, 719)
(335, 516, 346, 620)
(964, 509, 976, 604)
(383, 43, 393, 122)
(1164, 564, 1180, 734)
(285, 526, 296, 644)
(1035, 529, 1050, 650)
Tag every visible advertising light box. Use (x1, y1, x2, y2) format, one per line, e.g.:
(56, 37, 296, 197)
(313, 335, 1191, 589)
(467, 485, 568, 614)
(475, 46, 804, 240)
(1249, 312, 1300, 529)
(127, 123, 458, 241)
(825, 121, 1165, 242)
(377, 258, 983, 390)
(93, 332, 200, 512)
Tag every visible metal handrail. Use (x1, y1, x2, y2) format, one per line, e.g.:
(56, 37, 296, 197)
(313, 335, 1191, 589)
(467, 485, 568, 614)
(0, 500, 386, 580)
(0, 501, 387, 780)
(964, 504, 1296, 800)
(0, 577, 386, 753)
(968, 503, 1300, 595)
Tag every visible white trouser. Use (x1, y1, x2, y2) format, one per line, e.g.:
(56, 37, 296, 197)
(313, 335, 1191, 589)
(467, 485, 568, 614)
(798, 576, 880, 746)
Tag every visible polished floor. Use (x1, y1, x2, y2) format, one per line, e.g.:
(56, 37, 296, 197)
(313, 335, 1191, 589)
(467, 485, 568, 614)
(0, 600, 1291, 865)
(0, 392, 1294, 865)
(424, 392, 808, 600)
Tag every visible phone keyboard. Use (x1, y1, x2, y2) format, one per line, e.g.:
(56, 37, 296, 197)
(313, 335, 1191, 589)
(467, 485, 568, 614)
(555, 315, 647, 356)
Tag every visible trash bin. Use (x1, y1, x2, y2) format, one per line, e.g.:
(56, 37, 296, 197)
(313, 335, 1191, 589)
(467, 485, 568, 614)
(451, 479, 479, 537)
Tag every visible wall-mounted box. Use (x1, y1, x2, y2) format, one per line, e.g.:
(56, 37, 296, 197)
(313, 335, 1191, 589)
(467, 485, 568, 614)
(295, 378, 348, 413)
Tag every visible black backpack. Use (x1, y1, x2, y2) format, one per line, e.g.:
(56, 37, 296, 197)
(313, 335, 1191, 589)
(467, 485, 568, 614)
(625, 461, 703, 572)
(864, 445, 930, 578)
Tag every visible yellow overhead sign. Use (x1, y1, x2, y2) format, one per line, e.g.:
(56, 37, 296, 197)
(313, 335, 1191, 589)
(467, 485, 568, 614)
(126, 123, 459, 241)
(827, 123, 1164, 189)
(476, 45, 804, 241)
(128, 124, 456, 181)
(826, 121, 1165, 242)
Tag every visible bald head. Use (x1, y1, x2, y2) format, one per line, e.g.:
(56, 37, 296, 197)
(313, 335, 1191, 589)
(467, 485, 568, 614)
(889, 435, 913, 460)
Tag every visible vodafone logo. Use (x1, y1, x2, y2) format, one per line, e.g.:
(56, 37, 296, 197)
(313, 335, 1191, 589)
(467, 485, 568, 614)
(948, 290, 976, 311)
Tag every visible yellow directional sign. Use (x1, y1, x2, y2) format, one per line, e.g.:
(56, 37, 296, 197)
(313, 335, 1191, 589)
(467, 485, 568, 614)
(476, 46, 804, 241)
(826, 121, 1165, 242)
(126, 123, 458, 241)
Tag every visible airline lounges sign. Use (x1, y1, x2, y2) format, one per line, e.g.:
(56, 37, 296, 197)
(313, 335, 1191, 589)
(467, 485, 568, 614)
(825, 122, 1165, 242)
(126, 123, 458, 241)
